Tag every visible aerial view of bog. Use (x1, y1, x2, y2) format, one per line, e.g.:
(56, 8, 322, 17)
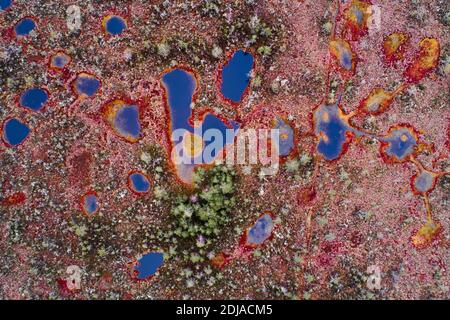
(0, 0, 448, 300)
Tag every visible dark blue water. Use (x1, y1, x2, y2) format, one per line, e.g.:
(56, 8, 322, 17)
(162, 69, 196, 131)
(0, 0, 12, 10)
(247, 214, 274, 245)
(201, 114, 239, 160)
(384, 128, 417, 161)
(129, 172, 150, 193)
(113, 104, 140, 141)
(162, 68, 239, 164)
(2, 118, 30, 147)
(74, 75, 100, 97)
(83, 194, 98, 215)
(220, 50, 254, 103)
(134, 252, 164, 280)
(20, 88, 48, 111)
(314, 104, 352, 161)
(15, 18, 36, 36)
(105, 16, 126, 35)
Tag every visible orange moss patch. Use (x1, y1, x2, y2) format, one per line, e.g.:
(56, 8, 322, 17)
(404, 38, 440, 83)
(411, 220, 442, 249)
(210, 252, 230, 268)
(383, 32, 409, 63)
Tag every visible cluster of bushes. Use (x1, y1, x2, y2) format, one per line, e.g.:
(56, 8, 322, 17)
(164, 165, 237, 263)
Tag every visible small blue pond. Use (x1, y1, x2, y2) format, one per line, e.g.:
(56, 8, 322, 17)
(15, 18, 36, 36)
(314, 103, 354, 161)
(2, 118, 30, 147)
(383, 128, 417, 161)
(220, 50, 254, 103)
(20, 88, 48, 111)
(105, 16, 126, 35)
(247, 214, 274, 246)
(134, 252, 164, 280)
(0, 0, 12, 11)
(129, 172, 150, 193)
(413, 171, 434, 193)
(83, 194, 99, 215)
(51, 53, 70, 69)
(74, 74, 100, 97)
(113, 104, 140, 141)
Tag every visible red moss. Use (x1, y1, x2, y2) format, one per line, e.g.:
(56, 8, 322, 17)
(67, 149, 92, 189)
(0, 192, 26, 206)
(297, 186, 316, 205)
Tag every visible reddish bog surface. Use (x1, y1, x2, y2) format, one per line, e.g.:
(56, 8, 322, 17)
(0, 1, 449, 300)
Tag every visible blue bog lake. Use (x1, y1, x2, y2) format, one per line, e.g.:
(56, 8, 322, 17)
(20, 88, 48, 111)
(383, 128, 417, 161)
(129, 172, 150, 193)
(105, 16, 126, 35)
(247, 214, 274, 246)
(51, 53, 70, 69)
(74, 74, 100, 98)
(314, 103, 353, 161)
(134, 252, 164, 280)
(274, 117, 294, 157)
(0, 0, 12, 11)
(2, 118, 30, 147)
(15, 18, 36, 36)
(162, 68, 239, 164)
(83, 194, 99, 215)
(113, 104, 140, 141)
(220, 50, 254, 103)
(413, 171, 434, 193)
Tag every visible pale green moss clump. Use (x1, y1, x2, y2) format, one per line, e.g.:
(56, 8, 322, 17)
(160, 165, 237, 266)
(170, 165, 236, 239)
